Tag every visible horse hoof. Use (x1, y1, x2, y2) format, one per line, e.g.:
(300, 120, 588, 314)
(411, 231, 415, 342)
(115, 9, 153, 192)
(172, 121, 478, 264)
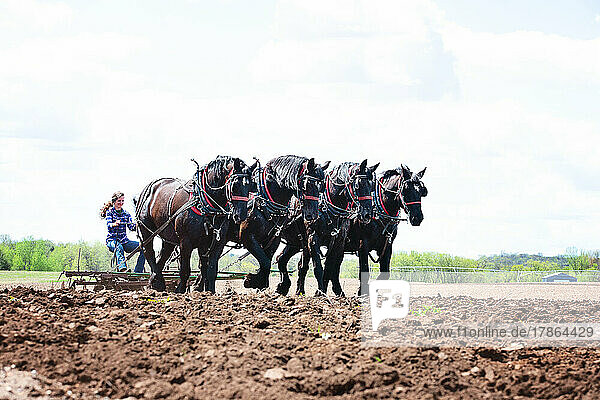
(314, 289, 326, 297)
(150, 275, 166, 292)
(276, 281, 291, 296)
(244, 273, 269, 289)
(175, 285, 187, 294)
(243, 274, 258, 289)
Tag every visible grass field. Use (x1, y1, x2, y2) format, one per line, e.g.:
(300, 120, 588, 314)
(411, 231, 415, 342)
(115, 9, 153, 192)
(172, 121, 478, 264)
(0, 271, 67, 284)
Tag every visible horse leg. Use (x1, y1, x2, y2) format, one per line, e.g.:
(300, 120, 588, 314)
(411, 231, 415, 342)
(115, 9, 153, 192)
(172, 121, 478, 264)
(205, 241, 226, 294)
(326, 240, 346, 297)
(175, 239, 193, 294)
(295, 249, 310, 295)
(140, 229, 167, 292)
(307, 232, 325, 295)
(275, 244, 297, 296)
(377, 244, 392, 280)
(156, 241, 175, 273)
(193, 253, 208, 292)
(358, 240, 370, 296)
(242, 234, 275, 290)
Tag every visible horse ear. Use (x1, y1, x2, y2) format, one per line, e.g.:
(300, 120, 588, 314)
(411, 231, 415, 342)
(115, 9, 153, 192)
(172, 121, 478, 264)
(401, 164, 412, 181)
(417, 167, 427, 179)
(307, 158, 315, 171)
(368, 162, 380, 173)
(321, 161, 331, 171)
(359, 159, 368, 172)
(249, 159, 258, 173)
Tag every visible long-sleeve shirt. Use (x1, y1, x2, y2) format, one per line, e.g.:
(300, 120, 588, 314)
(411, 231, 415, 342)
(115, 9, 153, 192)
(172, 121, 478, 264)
(105, 207, 136, 243)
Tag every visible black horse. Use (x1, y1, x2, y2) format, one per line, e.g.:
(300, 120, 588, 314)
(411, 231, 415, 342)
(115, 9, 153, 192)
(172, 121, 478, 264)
(344, 164, 427, 296)
(274, 160, 379, 296)
(135, 156, 255, 293)
(233, 155, 330, 291)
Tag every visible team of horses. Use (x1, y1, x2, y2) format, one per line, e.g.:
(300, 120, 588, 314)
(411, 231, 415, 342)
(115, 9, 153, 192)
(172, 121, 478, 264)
(134, 155, 427, 296)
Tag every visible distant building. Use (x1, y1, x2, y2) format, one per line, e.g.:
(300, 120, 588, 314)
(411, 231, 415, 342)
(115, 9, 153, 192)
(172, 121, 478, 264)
(542, 272, 577, 283)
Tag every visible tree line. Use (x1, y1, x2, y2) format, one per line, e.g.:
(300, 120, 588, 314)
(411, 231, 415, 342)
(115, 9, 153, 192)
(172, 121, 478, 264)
(0, 235, 598, 273)
(0, 235, 111, 272)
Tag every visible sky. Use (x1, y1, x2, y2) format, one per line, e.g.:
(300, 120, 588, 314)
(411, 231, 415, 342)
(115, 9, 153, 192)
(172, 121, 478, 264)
(1, 0, 599, 258)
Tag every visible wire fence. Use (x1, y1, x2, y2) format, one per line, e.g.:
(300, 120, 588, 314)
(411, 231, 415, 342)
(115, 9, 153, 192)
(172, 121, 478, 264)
(343, 266, 600, 283)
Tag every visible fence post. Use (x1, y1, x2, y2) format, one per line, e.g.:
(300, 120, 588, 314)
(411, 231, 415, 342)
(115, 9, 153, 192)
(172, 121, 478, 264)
(77, 248, 81, 272)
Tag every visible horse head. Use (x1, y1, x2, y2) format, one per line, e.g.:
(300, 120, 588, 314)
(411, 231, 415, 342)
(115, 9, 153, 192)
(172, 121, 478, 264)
(298, 158, 330, 222)
(352, 159, 379, 223)
(397, 165, 427, 226)
(226, 158, 257, 224)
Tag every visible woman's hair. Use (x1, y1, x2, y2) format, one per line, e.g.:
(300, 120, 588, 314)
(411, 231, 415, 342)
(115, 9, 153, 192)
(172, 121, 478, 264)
(99, 191, 124, 219)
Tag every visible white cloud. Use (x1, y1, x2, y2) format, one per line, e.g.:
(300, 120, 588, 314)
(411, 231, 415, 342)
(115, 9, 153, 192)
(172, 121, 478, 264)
(1, 0, 600, 257)
(252, 0, 453, 90)
(443, 26, 600, 86)
(0, 0, 73, 31)
(0, 33, 149, 83)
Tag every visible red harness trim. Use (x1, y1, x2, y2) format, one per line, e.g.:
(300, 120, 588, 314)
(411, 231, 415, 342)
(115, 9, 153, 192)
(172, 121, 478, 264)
(358, 195, 372, 201)
(263, 168, 275, 203)
(298, 164, 319, 202)
(189, 192, 204, 216)
(377, 181, 396, 217)
(396, 177, 420, 207)
(325, 174, 335, 204)
(231, 196, 249, 202)
(201, 171, 216, 209)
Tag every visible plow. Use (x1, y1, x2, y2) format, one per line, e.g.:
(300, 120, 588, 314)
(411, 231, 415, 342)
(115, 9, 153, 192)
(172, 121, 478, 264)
(61, 249, 292, 291)
(60, 269, 249, 292)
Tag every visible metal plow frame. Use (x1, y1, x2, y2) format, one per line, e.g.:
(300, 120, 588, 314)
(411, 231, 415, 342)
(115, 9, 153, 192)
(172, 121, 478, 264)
(62, 270, 248, 292)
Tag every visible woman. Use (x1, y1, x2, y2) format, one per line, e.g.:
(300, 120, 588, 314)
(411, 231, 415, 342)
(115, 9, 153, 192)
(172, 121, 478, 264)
(100, 191, 146, 273)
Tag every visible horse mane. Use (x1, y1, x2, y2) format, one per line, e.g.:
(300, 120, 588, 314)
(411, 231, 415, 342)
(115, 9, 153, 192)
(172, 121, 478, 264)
(265, 155, 311, 191)
(380, 168, 401, 184)
(204, 155, 245, 184)
(328, 162, 358, 184)
(380, 166, 424, 185)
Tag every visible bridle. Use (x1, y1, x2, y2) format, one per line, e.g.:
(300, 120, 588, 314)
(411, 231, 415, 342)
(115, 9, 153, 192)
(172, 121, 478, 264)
(296, 164, 322, 205)
(380, 174, 421, 210)
(325, 166, 373, 216)
(192, 166, 250, 216)
(253, 162, 324, 221)
(373, 172, 424, 224)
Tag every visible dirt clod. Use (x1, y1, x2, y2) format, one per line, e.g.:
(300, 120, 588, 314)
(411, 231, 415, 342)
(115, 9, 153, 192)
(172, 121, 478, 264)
(0, 287, 599, 399)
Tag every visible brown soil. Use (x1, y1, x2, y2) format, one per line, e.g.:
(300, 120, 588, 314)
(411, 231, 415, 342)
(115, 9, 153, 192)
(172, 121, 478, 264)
(1, 286, 600, 399)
